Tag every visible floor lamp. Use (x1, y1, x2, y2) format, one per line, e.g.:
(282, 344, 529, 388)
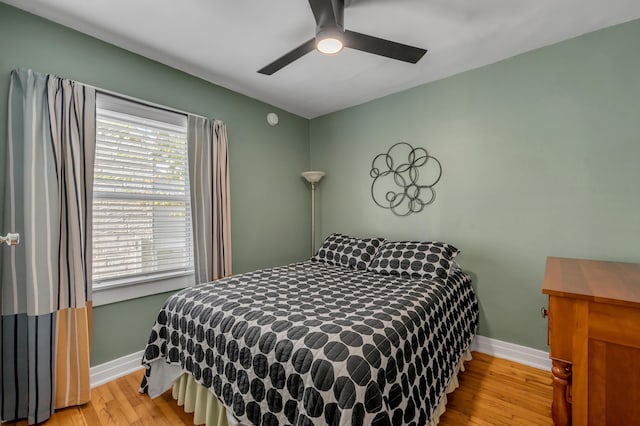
(301, 171, 325, 256)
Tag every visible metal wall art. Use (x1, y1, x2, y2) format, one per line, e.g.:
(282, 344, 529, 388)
(369, 142, 442, 216)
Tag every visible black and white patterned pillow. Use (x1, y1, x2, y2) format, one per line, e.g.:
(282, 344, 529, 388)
(368, 240, 460, 280)
(312, 233, 385, 270)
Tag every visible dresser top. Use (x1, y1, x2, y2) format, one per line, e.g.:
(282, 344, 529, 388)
(542, 257, 640, 307)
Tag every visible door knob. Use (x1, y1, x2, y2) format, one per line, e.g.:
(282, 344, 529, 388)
(0, 233, 20, 246)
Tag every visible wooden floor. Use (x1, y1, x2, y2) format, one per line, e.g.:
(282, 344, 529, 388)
(7, 352, 552, 426)
(439, 353, 552, 425)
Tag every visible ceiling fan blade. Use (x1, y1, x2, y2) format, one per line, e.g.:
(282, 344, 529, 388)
(258, 38, 316, 75)
(308, 0, 343, 29)
(343, 30, 427, 63)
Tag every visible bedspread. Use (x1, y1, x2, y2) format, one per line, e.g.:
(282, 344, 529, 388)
(140, 261, 478, 425)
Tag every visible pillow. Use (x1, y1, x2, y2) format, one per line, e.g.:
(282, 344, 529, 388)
(368, 240, 460, 280)
(312, 233, 386, 270)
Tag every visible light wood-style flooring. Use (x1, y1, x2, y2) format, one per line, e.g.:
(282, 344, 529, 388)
(439, 352, 552, 425)
(7, 352, 552, 425)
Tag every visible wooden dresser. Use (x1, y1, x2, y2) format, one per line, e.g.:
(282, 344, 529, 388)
(542, 257, 640, 425)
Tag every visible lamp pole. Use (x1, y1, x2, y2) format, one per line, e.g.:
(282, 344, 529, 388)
(301, 171, 325, 257)
(310, 181, 316, 257)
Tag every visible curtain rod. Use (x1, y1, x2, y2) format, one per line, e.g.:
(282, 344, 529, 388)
(92, 85, 210, 121)
(17, 68, 213, 121)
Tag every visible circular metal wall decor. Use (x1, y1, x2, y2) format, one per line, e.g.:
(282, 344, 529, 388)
(369, 142, 442, 216)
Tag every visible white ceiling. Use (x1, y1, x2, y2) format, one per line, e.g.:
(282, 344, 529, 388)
(6, 0, 640, 118)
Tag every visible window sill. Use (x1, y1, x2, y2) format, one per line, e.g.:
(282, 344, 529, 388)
(92, 271, 195, 306)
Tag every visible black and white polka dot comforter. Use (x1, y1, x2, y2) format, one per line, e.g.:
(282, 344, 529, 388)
(140, 261, 479, 426)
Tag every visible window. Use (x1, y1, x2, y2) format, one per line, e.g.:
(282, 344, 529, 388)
(92, 94, 194, 303)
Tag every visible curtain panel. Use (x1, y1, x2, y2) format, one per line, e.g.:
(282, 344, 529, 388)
(1, 69, 95, 424)
(187, 116, 232, 283)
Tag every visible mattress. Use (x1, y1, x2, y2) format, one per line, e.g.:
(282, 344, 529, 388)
(140, 261, 479, 425)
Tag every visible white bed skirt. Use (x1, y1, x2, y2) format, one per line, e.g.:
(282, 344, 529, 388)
(170, 349, 473, 426)
(172, 373, 231, 426)
(428, 349, 473, 425)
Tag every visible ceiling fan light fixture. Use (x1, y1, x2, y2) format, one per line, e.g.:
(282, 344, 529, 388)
(257, 0, 427, 75)
(317, 37, 343, 54)
(316, 28, 344, 54)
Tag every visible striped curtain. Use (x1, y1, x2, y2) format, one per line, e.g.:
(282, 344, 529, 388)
(187, 116, 232, 283)
(1, 69, 95, 424)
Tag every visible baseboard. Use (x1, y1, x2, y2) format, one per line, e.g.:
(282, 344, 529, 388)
(89, 337, 550, 389)
(90, 350, 145, 388)
(471, 335, 551, 371)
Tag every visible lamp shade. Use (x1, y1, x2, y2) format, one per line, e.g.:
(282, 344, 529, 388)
(301, 171, 326, 183)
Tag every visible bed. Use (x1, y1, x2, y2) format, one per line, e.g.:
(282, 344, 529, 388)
(140, 235, 479, 425)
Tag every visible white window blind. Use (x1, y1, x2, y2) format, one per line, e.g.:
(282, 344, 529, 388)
(93, 94, 194, 285)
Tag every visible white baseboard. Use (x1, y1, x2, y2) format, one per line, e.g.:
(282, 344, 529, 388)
(471, 335, 551, 371)
(89, 337, 550, 389)
(90, 350, 145, 388)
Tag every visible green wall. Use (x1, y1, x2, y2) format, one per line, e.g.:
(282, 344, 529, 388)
(0, 3, 311, 365)
(309, 19, 640, 351)
(91, 292, 175, 365)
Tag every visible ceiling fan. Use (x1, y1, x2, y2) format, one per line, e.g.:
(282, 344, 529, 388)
(258, 0, 427, 75)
